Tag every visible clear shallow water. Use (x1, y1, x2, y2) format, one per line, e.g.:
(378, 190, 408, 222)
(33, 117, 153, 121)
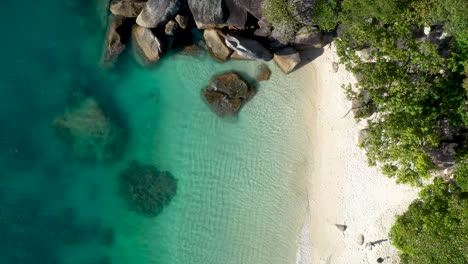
(0, 1, 310, 264)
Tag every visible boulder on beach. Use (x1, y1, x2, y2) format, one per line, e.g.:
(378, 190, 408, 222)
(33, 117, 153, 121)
(136, 0, 179, 28)
(110, 0, 147, 18)
(101, 15, 127, 67)
(204, 29, 232, 62)
(118, 161, 177, 217)
(132, 25, 163, 65)
(273, 47, 301, 73)
(335, 224, 347, 232)
(53, 98, 124, 161)
(202, 72, 256, 116)
(225, 34, 273, 61)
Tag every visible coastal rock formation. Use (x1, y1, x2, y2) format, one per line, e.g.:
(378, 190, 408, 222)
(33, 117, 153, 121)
(110, 0, 147, 17)
(256, 64, 271, 82)
(132, 25, 163, 65)
(225, 34, 273, 61)
(202, 72, 256, 116)
(292, 26, 325, 49)
(118, 161, 177, 217)
(101, 15, 127, 67)
(53, 98, 123, 161)
(273, 47, 301, 73)
(204, 29, 232, 62)
(136, 0, 180, 28)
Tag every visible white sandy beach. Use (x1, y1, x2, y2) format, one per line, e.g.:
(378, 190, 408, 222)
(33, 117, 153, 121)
(293, 43, 419, 264)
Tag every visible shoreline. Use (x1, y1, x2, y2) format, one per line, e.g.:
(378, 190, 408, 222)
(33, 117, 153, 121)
(293, 43, 419, 264)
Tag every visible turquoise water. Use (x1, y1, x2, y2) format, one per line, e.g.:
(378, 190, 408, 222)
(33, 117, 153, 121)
(0, 1, 310, 264)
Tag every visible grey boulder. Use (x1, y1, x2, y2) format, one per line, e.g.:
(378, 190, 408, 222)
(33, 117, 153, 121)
(225, 34, 273, 61)
(136, 0, 179, 28)
(101, 15, 127, 67)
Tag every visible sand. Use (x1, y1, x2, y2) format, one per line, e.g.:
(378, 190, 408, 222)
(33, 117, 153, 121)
(292, 43, 419, 264)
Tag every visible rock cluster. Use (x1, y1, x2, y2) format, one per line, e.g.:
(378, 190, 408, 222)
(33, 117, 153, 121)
(98, 0, 334, 73)
(202, 73, 256, 116)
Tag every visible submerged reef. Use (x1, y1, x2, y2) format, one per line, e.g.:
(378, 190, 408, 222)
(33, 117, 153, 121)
(118, 161, 177, 217)
(53, 97, 124, 162)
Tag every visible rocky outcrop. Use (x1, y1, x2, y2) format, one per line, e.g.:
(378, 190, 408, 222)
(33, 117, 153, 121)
(136, 0, 180, 28)
(225, 34, 273, 61)
(110, 0, 147, 17)
(132, 25, 163, 65)
(53, 98, 124, 161)
(202, 73, 256, 116)
(101, 15, 127, 67)
(255, 64, 271, 82)
(188, 0, 225, 28)
(273, 47, 301, 73)
(292, 26, 325, 49)
(118, 161, 177, 217)
(204, 29, 232, 62)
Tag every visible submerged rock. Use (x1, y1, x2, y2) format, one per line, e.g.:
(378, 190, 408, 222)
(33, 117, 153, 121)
(136, 0, 180, 28)
(53, 98, 124, 161)
(225, 34, 273, 61)
(204, 29, 232, 62)
(256, 64, 271, 82)
(110, 0, 147, 17)
(101, 15, 127, 67)
(132, 25, 163, 65)
(202, 72, 256, 116)
(273, 47, 301, 73)
(118, 161, 177, 217)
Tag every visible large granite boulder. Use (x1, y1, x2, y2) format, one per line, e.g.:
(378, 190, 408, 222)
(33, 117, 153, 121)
(273, 47, 301, 73)
(202, 73, 256, 116)
(53, 98, 123, 161)
(225, 34, 273, 61)
(189, 0, 264, 28)
(118, 161, 177, 217)
(292, 26, 325, 49)
(255, 64, 271, 82)
(204, 29, 232, 62)
(189, 0, 225, 28)
(136, 0, 180, 28)
(101, 15, 127, 67)
(110, 0, 147, 17)
(132, 25, 163, 65)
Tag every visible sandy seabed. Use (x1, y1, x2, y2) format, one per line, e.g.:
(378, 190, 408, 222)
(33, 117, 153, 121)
(292, 43, 419, 264)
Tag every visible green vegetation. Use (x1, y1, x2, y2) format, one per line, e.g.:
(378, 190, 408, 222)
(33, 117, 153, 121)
(263, 0, 468, 262)
(390, 177, 468, 264)
(262, 0, 301, 43)
(335, 0, 468, 185)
